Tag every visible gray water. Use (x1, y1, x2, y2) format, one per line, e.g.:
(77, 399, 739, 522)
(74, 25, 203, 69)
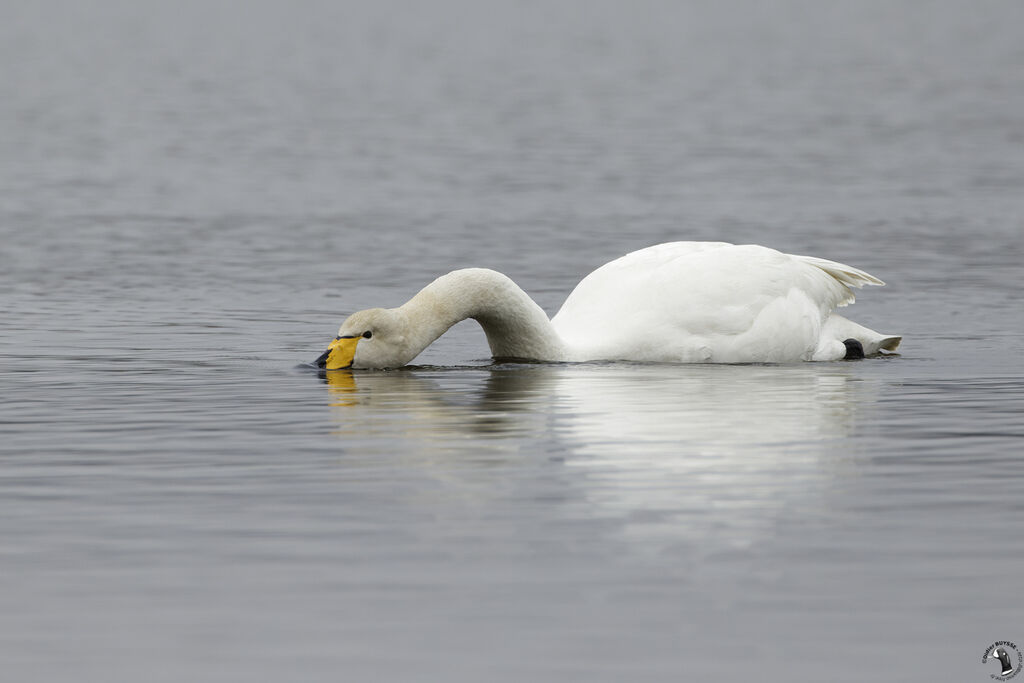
(3, 2, 1024, 681)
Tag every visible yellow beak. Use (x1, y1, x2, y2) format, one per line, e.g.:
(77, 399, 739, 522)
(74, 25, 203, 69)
(314, 335, 360, 370)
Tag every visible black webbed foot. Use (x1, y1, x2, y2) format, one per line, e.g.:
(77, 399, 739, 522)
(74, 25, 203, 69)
(842, 338, 865, 360)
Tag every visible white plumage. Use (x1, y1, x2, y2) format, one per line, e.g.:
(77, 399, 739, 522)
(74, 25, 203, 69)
(552, 242, 896, 362)
(319, 242, 901, 369)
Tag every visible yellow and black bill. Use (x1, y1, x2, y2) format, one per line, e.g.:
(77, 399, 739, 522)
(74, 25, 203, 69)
(313, 335, 360, 370)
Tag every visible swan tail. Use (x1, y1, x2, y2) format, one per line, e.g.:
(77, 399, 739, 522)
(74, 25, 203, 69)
(822, 314, 902, 357)
(875, 335, 902, 353)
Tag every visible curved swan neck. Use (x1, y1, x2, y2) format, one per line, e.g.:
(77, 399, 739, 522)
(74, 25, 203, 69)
(399, 268, 565, 361)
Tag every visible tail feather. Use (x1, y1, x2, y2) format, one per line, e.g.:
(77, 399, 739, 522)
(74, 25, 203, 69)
(824, 315, 901, 356)
(875, 335, 902, 353)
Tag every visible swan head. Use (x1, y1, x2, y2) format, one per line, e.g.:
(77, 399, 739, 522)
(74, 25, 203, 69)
(314, 308, 415, 370)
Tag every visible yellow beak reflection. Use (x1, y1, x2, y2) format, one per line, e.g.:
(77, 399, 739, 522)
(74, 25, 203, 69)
(316, 335, 360, 370)
(324, 370, 358, 406)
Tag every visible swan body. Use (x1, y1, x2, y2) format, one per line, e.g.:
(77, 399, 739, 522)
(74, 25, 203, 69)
(317, 242, 901, 369)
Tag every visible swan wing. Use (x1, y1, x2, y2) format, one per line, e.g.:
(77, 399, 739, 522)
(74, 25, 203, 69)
(789, 253, 885, 292)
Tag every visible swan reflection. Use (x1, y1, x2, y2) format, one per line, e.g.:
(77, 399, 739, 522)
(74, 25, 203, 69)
(320, 363, 880, 544)
(546, 364, 878, 545)
(323, 363, 870, 448)
(323, 366, 557, 441)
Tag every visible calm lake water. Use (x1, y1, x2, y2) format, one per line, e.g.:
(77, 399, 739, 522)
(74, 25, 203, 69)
(3, 2, 1024, 681)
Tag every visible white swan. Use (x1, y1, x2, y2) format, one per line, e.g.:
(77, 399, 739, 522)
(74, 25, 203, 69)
(314, 242, 901, 369)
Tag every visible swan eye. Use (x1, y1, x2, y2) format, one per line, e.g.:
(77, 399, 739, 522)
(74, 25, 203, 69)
(362, 330, 373, 339)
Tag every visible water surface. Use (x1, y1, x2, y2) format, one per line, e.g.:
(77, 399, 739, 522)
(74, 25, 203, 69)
(2, 2, 1024, 681)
